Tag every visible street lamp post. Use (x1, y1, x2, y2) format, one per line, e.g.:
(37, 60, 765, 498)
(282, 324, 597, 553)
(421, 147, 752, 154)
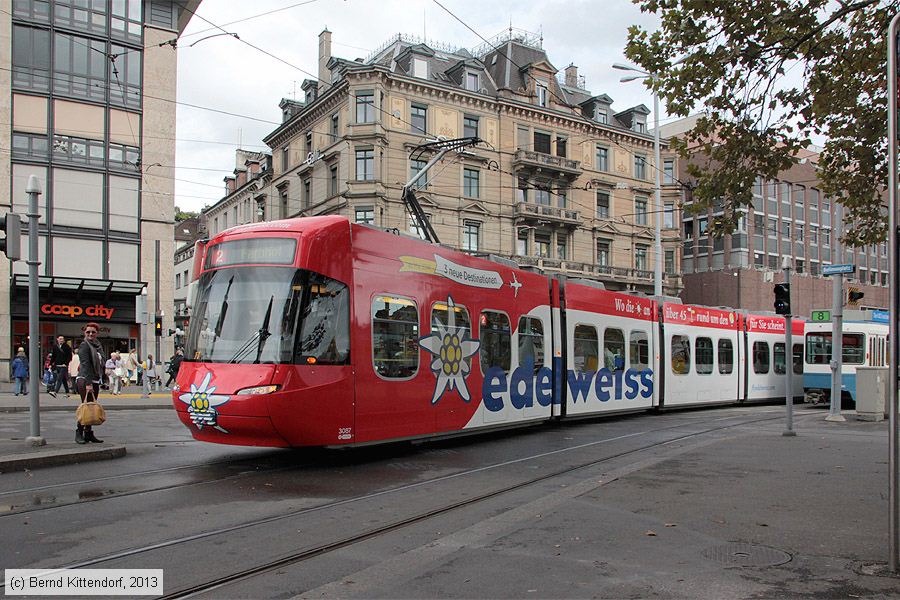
(614, 62, 663, 297)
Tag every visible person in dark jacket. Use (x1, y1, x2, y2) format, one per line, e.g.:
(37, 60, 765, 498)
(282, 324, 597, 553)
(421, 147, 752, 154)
(75, 323, 104, 444)
(164, 349, 184, 388)
(48, 335, 73, 398)
(12, 347, 28, 396)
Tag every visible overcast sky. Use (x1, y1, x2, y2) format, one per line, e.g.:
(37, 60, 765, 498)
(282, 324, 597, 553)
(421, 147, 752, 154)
(172, 0, 664, 213)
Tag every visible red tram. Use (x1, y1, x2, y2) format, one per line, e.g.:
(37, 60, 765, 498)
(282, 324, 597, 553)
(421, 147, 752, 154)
(173, 216, 804, 447)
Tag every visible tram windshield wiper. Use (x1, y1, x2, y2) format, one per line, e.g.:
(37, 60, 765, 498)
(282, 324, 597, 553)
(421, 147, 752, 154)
(253, 295, 274, 364)
(226, 295, 274, 364)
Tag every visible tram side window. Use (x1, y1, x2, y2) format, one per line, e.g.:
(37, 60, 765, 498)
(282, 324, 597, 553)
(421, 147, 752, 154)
(518, 316, 545, 371)
(630, 330, 649, 370)
(296, 275, 350, 364)
(753, 341, 770, 374)
(842, 333, 865, 364)
(372, 296, 419, 379)
(695, 337, 713, 375)
(805, 333, 830, 365)
(718, 339, 734, 374)
(792, 343, 803, 374)
(774, 343, 786, 375)
(573, 324, 599, 371)
(480, 311, 511, 372)
(671, 335, 691, 375)
(432, 300, 474, 372)
(604, 328, 625, 371)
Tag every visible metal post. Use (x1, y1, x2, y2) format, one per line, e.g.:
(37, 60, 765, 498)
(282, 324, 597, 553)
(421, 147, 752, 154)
(25, 176, 44, 446)
(886, 11, 900, 573)
(652, 75, 663, 297)
(828, 202, 846, 422)
(783, 257, 795, 437)
(140, 288, 150, 398)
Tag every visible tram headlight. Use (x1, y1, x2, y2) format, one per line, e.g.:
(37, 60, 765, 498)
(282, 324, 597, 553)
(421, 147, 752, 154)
(236, 384, 280, 395)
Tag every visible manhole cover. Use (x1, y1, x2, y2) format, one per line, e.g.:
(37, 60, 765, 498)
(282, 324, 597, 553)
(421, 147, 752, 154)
(701, 543, 792, 567)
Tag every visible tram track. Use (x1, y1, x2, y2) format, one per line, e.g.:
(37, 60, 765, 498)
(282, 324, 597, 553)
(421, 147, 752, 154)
(4, 408, 812, 598)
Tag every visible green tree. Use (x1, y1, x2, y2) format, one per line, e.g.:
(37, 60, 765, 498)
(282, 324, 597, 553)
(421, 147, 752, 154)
(175, 206, 199, 222)
(626, 0, 894, 246)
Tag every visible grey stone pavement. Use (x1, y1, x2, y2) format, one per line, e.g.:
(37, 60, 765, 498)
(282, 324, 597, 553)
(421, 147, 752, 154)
(0, 383, 173, 472)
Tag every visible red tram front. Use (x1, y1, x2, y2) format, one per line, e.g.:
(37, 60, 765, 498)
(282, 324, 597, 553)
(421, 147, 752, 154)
(173, 216, 553, 447)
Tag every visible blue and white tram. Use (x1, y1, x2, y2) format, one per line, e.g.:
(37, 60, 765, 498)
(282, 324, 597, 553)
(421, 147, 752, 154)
(803, 320, 889, 404)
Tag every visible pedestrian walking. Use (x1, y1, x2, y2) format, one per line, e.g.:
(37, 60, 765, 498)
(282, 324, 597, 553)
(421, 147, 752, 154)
(143, 354, 158, 391)
(75, 322, 105, 444)
(12, 347, 28, 396)
(164, 349, 183, 388)
(125, 348, 138, 385)
(48, 335, 73, 398)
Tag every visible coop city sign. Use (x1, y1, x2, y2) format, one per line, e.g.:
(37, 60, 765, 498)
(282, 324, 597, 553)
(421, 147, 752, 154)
(41, 303, 116, 320)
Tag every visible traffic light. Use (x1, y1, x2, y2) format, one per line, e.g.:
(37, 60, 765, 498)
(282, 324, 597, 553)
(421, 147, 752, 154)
(847, 287, 865, 306)
(154, 315, 163, 336)
(773, 283, 791, 315)
(0, 213, 22, 261)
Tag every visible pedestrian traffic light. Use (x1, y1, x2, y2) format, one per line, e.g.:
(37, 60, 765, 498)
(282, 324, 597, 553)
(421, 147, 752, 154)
(773, 283, 791, 315)
(847, 287, 865, 306)
(154, 315, 163, 336)
(0, 213, 22, 261)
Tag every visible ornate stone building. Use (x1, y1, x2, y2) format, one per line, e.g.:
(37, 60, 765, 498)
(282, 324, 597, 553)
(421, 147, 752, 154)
(252, 29, 682, 294)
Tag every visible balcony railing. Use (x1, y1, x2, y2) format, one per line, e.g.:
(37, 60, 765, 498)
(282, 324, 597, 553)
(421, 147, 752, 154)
(513, 149, 582, 176)
(514, 202, 580, 225)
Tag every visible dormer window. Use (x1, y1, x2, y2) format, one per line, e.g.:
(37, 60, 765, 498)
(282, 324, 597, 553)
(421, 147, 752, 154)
(536, 81, 549, 107)
(634, 121, 646, 133)
(466, 72, 479, 91)
(413, 57, 428, 79)
(596, 107, 608, 124)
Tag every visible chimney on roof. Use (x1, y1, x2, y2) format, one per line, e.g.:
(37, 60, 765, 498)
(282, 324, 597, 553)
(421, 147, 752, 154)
(318, 28, 332, 89)
(565, 64, 578, 87)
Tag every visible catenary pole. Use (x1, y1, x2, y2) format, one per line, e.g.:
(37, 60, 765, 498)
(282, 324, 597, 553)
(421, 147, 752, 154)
(782, 257, 795, 437)
(886, 10, 900, 573)
(25, 175, 44, 446)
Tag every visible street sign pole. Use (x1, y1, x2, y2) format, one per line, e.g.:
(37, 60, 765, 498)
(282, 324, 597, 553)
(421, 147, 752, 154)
(886, 11, 900, 573)
(828, 221, 845, 423)
(25, 176, 44, 447)
(783, 257, 795, 437)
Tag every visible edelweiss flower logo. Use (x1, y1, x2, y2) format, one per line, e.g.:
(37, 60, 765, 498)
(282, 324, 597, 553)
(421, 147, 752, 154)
(419, 295, 480, 404)
(178, 372, 231, 432)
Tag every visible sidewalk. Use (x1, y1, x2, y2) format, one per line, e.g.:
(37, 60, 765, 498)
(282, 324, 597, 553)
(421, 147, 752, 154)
(0, 384, 174, 473)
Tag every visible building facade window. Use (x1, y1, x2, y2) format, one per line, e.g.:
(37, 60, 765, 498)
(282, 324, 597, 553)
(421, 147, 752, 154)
(534, 131, 551, 154)
(303, 177, 311, 208)
(410, 158, 427, 189)
(111, 0, 142, 41)
(596, 146, 609, 171)
(557, 234, 567, 260)
(462, 221, 480, 251)
(355, 91, 375, 123)
(330, 165, 338, 196)
(411, 104, 427, 134)
(466, 72, 479, 91)
(597, 240, 610, 266)
(282, 146, 290, 172)
(556, 136, 567, 158)
(53, 33, 107, 101)
(596, 191, 610, 218)
(330, 113, 340, 141)
(12, 132, 50, 159)
(12, 25, 50, 91)
(355, 148, 375, 181)
(663, 159, 675, 184)
(635, 197, 648, 225)
(664, 202, 675, 228)
(536, 81, 549, 107)
(463, 168, 480, 198)
(355, 207, 374, 224)
(413, 57, 428, 78)
(665, 249, 675, 274)
(463, 115, 479, 138)
(108, 44, 142, 107)
(634, 154, 647, 180)
(635, 245, 648, 271)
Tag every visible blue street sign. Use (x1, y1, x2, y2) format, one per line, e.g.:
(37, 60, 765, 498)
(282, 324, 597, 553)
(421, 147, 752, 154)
(822, 264, 855, 275)
(872, 310, 890, 323)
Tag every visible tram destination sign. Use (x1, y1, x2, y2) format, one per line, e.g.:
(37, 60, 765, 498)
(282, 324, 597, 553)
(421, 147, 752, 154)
(810, 310, 831, 322)
(822, 264, 855, 276)
(205, 238, 297, 269)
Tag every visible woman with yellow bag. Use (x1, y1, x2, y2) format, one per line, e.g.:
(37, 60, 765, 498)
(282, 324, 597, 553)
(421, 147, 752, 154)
(75, 322, 105, 444)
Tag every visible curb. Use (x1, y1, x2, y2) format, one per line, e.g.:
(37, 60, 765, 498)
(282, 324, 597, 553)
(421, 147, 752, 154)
(0, 405, 173, 413)
(0, 445, 126, 473)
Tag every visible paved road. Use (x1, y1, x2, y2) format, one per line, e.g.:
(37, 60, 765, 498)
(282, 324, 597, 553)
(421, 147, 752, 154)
(1, 404, 899, 598)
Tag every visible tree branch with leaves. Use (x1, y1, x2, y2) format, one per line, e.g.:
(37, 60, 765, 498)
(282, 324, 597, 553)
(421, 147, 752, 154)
(626, 0, 894, 245)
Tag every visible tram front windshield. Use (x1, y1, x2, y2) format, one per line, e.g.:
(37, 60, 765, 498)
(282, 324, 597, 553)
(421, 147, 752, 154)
(185, 266, 349, 364)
